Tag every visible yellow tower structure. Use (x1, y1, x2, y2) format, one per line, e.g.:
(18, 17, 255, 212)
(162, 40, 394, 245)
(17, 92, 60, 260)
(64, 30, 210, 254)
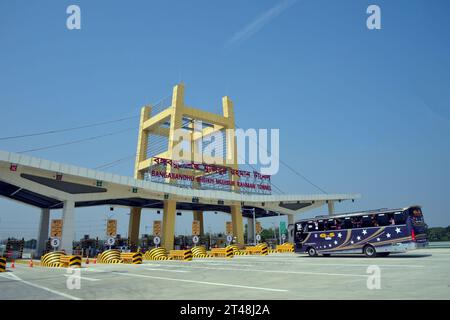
(130, 83, 244, 250)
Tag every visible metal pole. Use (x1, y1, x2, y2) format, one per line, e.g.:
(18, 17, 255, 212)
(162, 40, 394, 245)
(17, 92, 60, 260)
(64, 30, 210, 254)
(278, 212, 282, 245)
(252, 208, 256, 245)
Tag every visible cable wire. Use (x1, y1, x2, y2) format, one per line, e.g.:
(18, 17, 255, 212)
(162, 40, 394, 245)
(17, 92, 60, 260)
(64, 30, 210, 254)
(0, 115, 138, 141)
(17, 128, 135, 154)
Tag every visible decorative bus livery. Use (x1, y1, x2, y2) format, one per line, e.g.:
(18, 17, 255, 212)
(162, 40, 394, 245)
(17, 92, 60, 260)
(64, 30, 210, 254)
(294, 206, 428, 257)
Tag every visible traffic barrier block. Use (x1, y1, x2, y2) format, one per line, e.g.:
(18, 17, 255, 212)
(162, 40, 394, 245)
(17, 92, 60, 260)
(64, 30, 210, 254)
(0, 257, 6, 272)
(60, 255, 82, 268)
(226, 245, 248, 255)
(169, 249, 193, 261)
(211, 247, 234, 258)
(191, 246, 213, 258)
(120, 252, 143, 264)
(41, 252, 65, 267)
(276, 242, 295, 253)
(97, 249, 123, 264)
(245, 244, 268, 256)
(143, 247, 173, 260)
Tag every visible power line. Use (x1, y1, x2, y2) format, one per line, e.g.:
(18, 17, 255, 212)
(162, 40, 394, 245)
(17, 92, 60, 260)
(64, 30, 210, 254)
(94, 154, 136, 170)
(0, 115, 138, 141)
(17, 128, 135, 154)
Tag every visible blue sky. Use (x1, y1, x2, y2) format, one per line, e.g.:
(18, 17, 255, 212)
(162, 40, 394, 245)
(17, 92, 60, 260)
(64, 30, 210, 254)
(0, 0, 449, 239)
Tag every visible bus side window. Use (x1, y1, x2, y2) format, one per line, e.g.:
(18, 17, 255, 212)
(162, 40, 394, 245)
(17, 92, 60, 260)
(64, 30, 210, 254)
(376, 214, 389, 226)
(343, 218, 353, 229)
(361, 216, 372, 228)
(394, 212, 407, 225)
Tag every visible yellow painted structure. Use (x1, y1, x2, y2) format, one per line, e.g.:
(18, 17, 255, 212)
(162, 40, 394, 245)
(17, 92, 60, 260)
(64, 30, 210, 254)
(131, 83, 244, 249)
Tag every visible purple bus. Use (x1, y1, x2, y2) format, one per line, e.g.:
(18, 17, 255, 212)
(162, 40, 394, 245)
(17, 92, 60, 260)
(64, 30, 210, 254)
(294, 205, 428, 257)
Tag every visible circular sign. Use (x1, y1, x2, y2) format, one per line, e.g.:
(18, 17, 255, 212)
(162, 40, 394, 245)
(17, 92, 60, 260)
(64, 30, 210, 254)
(226, 235, 233, 243)
(153, 236, 161, 245)
(50, 238, 60, 248)
(192, 235, 199, 244)
(281, 234, 287, 240)
(106, 237, 115, 246)
(256, 234, 261, 242)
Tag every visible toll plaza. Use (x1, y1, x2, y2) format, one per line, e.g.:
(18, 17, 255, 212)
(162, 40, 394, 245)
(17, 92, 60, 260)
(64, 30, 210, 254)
(0, 84, 359, 257)
(0, 84, 448, 301)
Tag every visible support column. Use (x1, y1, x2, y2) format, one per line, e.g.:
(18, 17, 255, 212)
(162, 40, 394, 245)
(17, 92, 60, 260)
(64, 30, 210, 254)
(162, 200, 176, 251)
(193, 211, 204, 236)
(247, 217, 254, 244)
(36, 208, 50, 257)
(328, 201, 335, 215)
(128, 207, 142, 247)
(231, 205, 244, 246)
(61, 200, 75, 255)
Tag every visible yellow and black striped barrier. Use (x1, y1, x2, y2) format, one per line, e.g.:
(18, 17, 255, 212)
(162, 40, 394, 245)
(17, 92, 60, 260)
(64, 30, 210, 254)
(256, 243, 269, 256)
(169, 249, 193, 261)
(60, 255, 82, 268)
(0, 257, 6, 272)
(41, 251, 65, 267)
(191, 246, 213, 258)
(276, 242, 295, 253)
(211, 247, 234, 258)
(143, 247, 172, 260)
(226, 245, 249, 255)
(97, 249, 123, 264)
(120, 252, 143, 264)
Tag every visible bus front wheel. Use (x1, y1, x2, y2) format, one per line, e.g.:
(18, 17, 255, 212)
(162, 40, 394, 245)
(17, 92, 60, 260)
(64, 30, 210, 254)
(363, 245, 376, 257)
(307, 247, 318, 257)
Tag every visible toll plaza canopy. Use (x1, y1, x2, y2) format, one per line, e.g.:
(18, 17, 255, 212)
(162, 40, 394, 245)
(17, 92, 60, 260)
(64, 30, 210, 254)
(0, 150, 360, 254)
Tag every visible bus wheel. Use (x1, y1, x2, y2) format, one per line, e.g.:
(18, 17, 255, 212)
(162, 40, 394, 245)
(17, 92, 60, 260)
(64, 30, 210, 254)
(363, 245, 376, 257)
(307, 247, 318, 257)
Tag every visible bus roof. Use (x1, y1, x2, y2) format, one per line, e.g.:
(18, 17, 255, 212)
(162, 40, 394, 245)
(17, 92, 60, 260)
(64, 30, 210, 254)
(295, 205, 421, 223)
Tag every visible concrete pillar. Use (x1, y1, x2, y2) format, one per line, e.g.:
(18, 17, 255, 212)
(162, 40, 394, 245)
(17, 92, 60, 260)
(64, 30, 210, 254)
(247, 217, 254, 244)
(328, 201, 335, 215)
(193, 211, 204, 236)
(231, 205, 244, 246)
(61, 200, 75, 255)
(128, 207, 142, 247)
(36, 208, 50, 257)
(162, 200, 176, 251)
(287, 214, 295, 243)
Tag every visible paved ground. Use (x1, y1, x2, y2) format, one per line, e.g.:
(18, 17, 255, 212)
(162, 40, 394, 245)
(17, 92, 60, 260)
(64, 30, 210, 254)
(1, 247, 449, 300)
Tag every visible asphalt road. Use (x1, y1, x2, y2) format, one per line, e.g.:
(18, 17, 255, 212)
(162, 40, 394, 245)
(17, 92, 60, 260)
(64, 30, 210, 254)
(1, 247, 449, 300)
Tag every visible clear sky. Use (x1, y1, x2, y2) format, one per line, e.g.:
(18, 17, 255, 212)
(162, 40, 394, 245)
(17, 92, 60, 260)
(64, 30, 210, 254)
(0, 0, 449, 240)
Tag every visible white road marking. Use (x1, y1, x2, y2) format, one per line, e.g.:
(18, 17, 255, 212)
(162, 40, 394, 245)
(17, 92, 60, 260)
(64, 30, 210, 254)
(0, 273, 81, 300)
(145, 268, 190, 273)
(112, 271, 288, 292)
(139, 264, 367, 277)
(63, 274, 101, 281)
